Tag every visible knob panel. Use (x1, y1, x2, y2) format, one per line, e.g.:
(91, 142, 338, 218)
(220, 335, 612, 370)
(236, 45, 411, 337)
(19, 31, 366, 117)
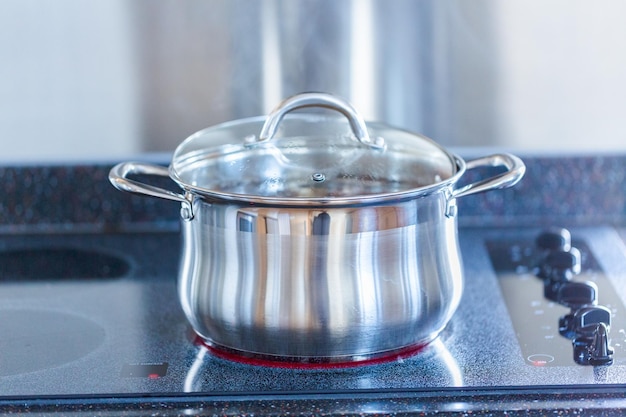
(487, 227, 620, 367)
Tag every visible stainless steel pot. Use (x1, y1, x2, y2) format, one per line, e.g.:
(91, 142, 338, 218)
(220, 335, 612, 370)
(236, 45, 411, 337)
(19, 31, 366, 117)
(109, 93, 525, 364)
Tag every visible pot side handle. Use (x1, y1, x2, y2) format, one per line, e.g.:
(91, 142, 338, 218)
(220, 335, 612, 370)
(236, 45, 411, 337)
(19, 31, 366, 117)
(452, 153, 526, 199)
(108, 162, 194, 220)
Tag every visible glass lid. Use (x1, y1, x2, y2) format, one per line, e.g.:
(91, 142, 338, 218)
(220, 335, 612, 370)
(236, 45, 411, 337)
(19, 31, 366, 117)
(170, 93, 459, 204)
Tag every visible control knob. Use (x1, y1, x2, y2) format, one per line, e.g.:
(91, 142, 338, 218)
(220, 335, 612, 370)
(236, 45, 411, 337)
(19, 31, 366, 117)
(561, 304, 613, 366)
(541, 248, 582, 301)
(557, 280, 598, 308)
(564, 304, 611, 337)
(557, 282, 599, 338)
(573, 322, 614, 366)
(535, 227, 572, 252)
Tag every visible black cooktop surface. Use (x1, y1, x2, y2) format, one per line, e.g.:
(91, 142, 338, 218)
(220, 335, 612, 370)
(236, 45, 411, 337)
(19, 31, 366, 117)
(2, 226, 626, 417)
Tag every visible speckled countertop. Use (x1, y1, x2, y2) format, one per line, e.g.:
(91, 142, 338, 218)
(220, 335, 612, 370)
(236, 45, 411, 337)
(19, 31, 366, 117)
(2, 153, 626, 233)
(2, 152, 626, 416)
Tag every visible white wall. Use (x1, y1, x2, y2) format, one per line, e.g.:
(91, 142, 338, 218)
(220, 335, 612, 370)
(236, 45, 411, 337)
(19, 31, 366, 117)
(1, 0, 626, 161)
(492, 0, 626, 151)
(0, 0, 139, 162)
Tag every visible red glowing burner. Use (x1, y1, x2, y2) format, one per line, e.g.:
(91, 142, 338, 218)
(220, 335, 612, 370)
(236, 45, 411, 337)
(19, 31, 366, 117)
(193, 335, 427, 369)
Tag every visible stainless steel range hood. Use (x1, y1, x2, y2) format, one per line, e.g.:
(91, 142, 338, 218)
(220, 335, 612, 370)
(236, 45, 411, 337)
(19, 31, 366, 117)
(2, 0, 626, 161)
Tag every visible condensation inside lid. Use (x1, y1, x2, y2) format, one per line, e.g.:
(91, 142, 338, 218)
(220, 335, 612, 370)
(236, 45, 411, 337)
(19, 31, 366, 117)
(171, 114, 457, 201)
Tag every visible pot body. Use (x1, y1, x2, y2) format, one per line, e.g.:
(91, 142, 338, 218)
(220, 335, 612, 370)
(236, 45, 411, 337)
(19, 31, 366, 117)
(177, 190, 463, 361)
(107, 93, 525, 363)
